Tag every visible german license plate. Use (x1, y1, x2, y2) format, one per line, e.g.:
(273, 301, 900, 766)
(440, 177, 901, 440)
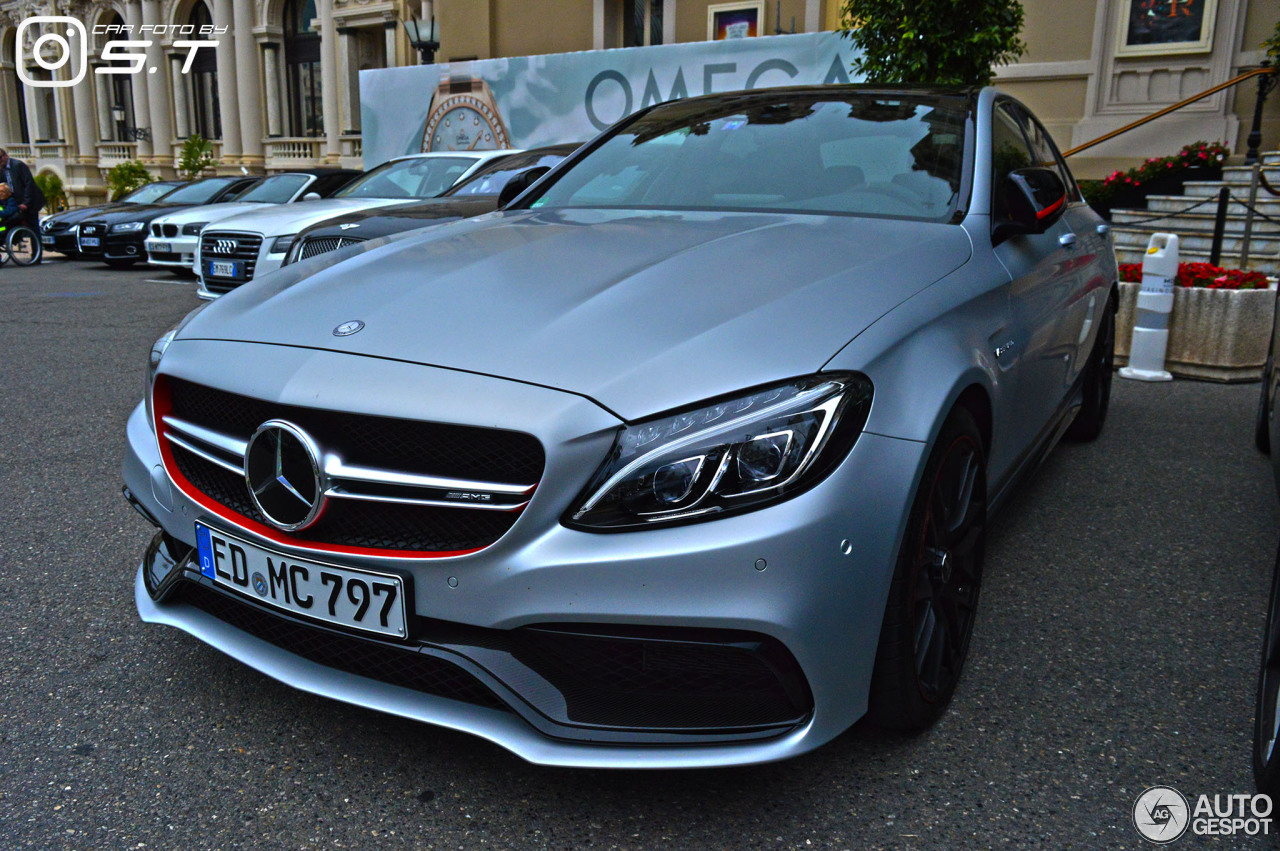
(194, 523, 408, 639)
(80, 236, 100, 247)
(41, 235, 53, 246)
(208, 260, 239, 278)
(152, 241, 171, 253)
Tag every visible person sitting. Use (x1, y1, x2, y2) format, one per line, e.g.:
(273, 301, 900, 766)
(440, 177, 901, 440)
(0, 183, 22, 227)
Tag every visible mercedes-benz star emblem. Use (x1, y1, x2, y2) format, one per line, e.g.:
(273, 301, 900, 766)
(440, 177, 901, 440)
(333, 320, 365, 337)
(243, 420, 326, 531)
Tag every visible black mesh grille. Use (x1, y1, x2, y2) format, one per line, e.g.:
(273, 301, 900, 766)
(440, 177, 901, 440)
(300, 236, 364, 259)
(163, 378, 542, 553)
(512, 627, 811, 730)
(178, 582, 509, 711)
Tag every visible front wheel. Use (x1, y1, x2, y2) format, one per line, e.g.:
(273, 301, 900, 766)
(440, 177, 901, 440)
(5, 225, 39, 265)
(867, 407, 987, 731)
(1255, 543, 1280, 797)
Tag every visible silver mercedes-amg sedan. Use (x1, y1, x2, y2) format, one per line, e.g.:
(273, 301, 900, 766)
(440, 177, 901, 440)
(124, 85, 1117, 768)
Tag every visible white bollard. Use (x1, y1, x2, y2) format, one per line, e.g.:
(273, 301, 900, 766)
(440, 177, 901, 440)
(1119, 233, 1178, 382)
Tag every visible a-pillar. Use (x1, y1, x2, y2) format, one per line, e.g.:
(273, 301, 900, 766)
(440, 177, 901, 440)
(233, 0, 263, 167)
(262, 44, 283, 138)
(212, 0, 242, 164)
(123, 0, 153, 158)
(141, 0, 173, 166)
(170, 55, 190, 140)
(318, 0, 340, 162)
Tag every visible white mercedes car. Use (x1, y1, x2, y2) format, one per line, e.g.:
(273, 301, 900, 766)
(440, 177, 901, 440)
(145, 170, 359, 274)
(194, 151, 514, 299)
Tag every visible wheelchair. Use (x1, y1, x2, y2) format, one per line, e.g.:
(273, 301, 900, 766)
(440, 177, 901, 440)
(0, 219, 41, 266)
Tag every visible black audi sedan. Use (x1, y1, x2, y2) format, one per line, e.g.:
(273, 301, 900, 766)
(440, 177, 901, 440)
(77, 176, 260, 267)
(285, 145, 581, 265)
(41, 180, 187, 257)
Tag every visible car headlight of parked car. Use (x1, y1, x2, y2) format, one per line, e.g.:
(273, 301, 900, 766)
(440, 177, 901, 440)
(270, 234, 297, 254)
(110, 221, 147, 233)
(144, 305, 209, 430)
(568, 373, 873, 530)
(182, 222, 208, 236)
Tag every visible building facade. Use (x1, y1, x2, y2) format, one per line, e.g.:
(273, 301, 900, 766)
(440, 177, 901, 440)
(1, 0, 1275, 206)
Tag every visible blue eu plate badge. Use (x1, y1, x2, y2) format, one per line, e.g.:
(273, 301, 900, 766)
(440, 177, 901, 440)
(196, 524, 216, 578)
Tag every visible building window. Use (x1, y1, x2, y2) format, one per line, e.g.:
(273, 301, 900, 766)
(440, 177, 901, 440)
(101, 13, 136, 142)
(622, 0, 664, 46)
(284, 0, 322, 137)
(188, 1, 221, 140)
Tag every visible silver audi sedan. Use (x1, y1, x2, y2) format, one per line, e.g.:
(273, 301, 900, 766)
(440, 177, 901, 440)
(124, 85, 1117, 768)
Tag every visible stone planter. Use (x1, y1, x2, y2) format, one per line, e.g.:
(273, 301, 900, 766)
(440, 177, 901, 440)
(1114, 281, 1277, 381)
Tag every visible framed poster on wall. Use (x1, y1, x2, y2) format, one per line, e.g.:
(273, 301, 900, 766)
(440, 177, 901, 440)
(1115, 0, 1217, 56)
(707, 1, 765, 40)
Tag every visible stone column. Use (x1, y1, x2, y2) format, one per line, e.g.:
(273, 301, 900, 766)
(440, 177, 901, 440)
(212, 0, 241, 161)
(123, 0, 152, 157)
(338, 27, 354, 133)
(384, 22, 397, 69)
(68, 37, 97, 161)
(318, 0, 340, 160)
(141, 0, 172, 163)
(262, 44, 283, 137)
(24, 73, 43, 141)
(170, 55, 190, 140)
(93, 70, 112, 141)
(232, 0, 263, 164)
(0, 66, 20, 144)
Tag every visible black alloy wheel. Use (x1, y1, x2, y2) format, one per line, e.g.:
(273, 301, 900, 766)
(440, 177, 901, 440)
(869, 407, 987, 730)
(1066, 291, 1116, 441)
(1255, 543, 1280, 797)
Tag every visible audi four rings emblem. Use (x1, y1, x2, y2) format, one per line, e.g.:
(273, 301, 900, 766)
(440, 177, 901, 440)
(333, 320, 365, 337)
(212, 238, 238, 254)
(243, 420, 327, 531)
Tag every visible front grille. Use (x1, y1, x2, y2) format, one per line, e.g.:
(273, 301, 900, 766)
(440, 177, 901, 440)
(177, 582, 509, 711)
(513, 627, 811, 729)
(163, 224, 178, 237)
(163, 377, 544, 554)
(299, 235, 365, 260)
(151, 224, 161, 237)
(78, 222, 104, 253)
(200, 231, 263, 290)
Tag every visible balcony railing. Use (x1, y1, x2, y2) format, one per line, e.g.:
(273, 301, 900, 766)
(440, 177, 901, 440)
(265, 137, 323, 162)
(96, 142, 137, 167)
(8, 144, 34, 160)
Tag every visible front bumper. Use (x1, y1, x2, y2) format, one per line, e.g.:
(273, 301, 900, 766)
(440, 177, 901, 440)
(124, 343, 925, 767)
(101, 231, 147, 261)
(145, 234, 198, 269)
(41, 228, 80, 255)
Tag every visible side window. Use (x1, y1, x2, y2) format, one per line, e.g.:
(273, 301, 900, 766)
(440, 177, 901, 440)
(991, 103, 1033, 221)
(1013, 107, 1080, 202)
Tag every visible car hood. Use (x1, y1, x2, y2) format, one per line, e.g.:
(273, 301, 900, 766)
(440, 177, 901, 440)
(302, 197, 497, 241)
(154, 201, 281, 227)
(45, 203, 130, 226)
(201, 198, 420, 237)
(89, 202, 219, 224)
(183, 208, 972, 420)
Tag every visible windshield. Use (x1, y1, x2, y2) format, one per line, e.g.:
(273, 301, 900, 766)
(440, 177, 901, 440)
(159, 177, 241, 205)
(335, 156, 477, 199)
(531, 94, 969, 222)
(445, 153, 567, 197)
(123, 182, 181, 204)
(237, 174, 310, 203)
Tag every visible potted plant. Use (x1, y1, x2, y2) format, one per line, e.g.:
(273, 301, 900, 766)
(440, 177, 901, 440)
(1082, 142, 1229, 220)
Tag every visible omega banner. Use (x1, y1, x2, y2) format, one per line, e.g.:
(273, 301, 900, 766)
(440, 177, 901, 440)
(358, 32, 861, 167)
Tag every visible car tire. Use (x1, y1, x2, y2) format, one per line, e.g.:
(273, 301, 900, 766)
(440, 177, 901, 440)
(867, 406, 987, 731)
(105, 258, 137, 269)
(1256, 357, 1273, 456)
(1255, 543, 1280, 797)
(1065, 291, 1117, 442)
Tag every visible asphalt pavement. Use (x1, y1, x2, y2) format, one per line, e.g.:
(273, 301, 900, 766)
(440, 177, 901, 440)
(1, 259, 1277, 849)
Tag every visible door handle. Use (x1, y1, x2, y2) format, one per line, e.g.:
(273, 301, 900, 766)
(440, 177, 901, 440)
(1059, 233, 1078, 249)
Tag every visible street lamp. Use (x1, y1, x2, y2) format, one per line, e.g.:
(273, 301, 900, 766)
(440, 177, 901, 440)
(403, 2, 439, 65)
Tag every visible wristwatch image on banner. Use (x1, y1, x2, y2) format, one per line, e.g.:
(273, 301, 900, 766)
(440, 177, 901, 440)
(421, 68, 512, 152)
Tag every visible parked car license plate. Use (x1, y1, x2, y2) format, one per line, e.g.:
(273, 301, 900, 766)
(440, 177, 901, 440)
(80, 237, 100, 247)
(194, 523, 408, 639)
(41, 235, 53, 246)
(152, 241, 171, 253)
(207, 260, 240, 278)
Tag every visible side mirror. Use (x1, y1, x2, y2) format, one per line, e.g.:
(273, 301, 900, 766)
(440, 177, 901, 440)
(302, 192, 321, 201)
(992, 167, 1067, 244)
(497, 166, 551, 209)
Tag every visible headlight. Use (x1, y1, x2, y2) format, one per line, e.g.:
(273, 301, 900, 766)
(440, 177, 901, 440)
(283, 237, 304, 266)
(182, 222, 208, 236)
(144, 304, 209, 431)
(567, 373, 872, 530)
(110, 221, 146, 233)
(270, 234, 297, 254)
